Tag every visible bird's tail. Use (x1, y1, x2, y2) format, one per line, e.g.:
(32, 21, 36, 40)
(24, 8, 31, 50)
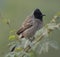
(10, 45, 16, 52)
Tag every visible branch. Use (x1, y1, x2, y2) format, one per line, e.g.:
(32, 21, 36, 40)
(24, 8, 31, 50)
(6, 15, 60, 57)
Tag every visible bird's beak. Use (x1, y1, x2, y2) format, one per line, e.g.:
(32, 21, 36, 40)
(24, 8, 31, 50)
(42, 14, 46, 16)
(41, 14, 46, 16)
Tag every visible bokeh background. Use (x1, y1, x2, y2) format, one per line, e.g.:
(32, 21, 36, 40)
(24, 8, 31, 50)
(0, 0, 60, 57)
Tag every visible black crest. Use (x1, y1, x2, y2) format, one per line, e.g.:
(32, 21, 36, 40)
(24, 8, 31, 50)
(33, 8, 45, 21)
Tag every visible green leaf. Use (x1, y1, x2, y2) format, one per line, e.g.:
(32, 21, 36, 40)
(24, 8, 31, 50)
(9, 35, 16, 40)
(15, 47, 23, 51)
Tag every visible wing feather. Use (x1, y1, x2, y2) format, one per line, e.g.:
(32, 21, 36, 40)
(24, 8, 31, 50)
(16, 16, 33, 35)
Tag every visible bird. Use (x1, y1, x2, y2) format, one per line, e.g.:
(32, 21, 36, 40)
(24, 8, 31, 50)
(11, 8, 45, 52)
(16, 8, 45, 41)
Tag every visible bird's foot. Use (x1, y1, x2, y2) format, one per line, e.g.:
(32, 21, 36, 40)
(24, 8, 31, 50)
(29, 37, 35, 42)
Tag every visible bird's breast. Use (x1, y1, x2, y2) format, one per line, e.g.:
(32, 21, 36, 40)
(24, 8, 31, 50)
(21, 19, 43, 38)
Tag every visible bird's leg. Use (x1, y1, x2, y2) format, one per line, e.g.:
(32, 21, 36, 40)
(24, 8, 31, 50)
(29, 37, 35, 42)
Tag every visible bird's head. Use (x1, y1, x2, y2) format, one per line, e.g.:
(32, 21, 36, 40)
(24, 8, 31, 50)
(33, 8, 45, 21)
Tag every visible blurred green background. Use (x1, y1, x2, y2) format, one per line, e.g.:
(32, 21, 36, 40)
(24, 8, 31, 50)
(0, 0, 60, 57)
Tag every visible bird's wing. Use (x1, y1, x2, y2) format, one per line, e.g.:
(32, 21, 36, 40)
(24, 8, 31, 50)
(16, 16, 33, 35)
